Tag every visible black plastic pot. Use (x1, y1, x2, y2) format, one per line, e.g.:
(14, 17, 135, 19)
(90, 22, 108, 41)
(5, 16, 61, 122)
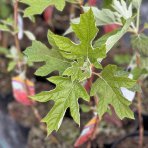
(142, 114, 148, 131)
(104, 143, 112, 148)
(135, 112, 148, 131)
(111, 131, 148, 148)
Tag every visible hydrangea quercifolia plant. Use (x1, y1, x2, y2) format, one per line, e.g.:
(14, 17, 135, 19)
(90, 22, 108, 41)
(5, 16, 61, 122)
(24, 8, 137, 135)
(1, 2, 148, 144)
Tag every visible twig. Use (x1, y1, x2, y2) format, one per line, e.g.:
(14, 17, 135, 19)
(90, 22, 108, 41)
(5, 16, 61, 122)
(13, 0, 20, 53)
(92, 71, 101, 78)
(87, 66, 100, 147)
(136, 53, 144, 148)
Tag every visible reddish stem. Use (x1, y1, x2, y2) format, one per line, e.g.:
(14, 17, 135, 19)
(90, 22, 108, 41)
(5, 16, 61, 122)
(136, 53, 144, 148)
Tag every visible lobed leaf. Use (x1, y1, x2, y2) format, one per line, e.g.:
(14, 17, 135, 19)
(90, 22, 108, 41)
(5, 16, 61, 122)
(21, 0, 79, 17)
(91, 65, 136, 119)
(63, 59, 91, 82)
(50, 9, 106, 68)
(24, 41, 70, 76)
(31, 76, 89, 135)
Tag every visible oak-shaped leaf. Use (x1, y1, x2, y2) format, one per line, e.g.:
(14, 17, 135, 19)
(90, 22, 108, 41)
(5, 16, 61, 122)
(31, 76, 89, 135)
(91, 65, 136, 119)
(50, 9, 106, 68)
(24, 41, 70, 76)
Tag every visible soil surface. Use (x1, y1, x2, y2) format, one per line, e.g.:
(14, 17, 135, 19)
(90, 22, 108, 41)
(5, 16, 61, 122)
(93, 118, 138, 147)
(115, 136, 148, 148)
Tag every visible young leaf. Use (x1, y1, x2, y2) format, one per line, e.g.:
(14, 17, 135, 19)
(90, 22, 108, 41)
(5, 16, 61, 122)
(0, 24, 10, 32)
(93, 29, 118, 50)
(24, 41, 70, 76)
(105, 18, 132, 52)
(50, 9, 106, 68)
(64, 7, 119, 35)
(132, 0, 142, 8)
(31, 76, 89, 135)
(83, 7, 118, 26)
(21, 0, 65, 17)
(131, 67, 148, 79)
(93, 18, 132, 53)
(63, 59, 91, 82)
(141, 57, 148, 70)
(114, 54, 131, 65)
(21, 0, 79, 17)
(0, 47, 9, 55)
(91, 65, 136, 119)
(7, 61, 17, 72)
(80, 104, 91, 113)
(112, 0, 133, 19)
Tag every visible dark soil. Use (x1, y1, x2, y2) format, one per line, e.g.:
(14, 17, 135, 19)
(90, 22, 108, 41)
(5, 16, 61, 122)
(115, 136, 148, 148)
(28, 118, 79, 148)
(92, 116, 138, 148)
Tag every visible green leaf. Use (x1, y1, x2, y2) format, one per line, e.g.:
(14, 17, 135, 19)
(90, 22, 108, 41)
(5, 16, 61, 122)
(7, 61, 17, 72)
(80, 104, 91, 113)
(31, 76, 89, 135)
(114, 54, 131, 65)
(63, 59, 91, 82)
(0, 24, 10, 32)
(106, 18, 132, 52)
(0, 47, 9, 55)
(0, 2, 12, 19)
(21, 0, 65, 17)
(102, 0, 113, 9)
(24, 41, 70, 76)
(93, 18, 132, 53)
(50, 9, 106, 68)
(90, 65, 136, 119)
(21, 0, 78, 17)
(112, 0, 133, 20)
(64, 7, 119, 35)
(66, 0, 79, 3)
(93, 29, 119, 52)
(141, 57, 148, 70)
(83, 7, 118, 26)
(131, 67, 148, 79)
(144, 23, 148, 29)
(131, 34, 148, 56)
(47, 30, 59, 49)
(132, 0, 142, 8)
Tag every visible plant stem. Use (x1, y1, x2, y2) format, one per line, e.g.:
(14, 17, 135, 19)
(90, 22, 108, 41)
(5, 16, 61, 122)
(135, 4, 144, 147)
(136, 53, 144, 148)
(136, 8, 140, 33)
(92, 71, 101, 78)
(13, 0, 20, 53)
